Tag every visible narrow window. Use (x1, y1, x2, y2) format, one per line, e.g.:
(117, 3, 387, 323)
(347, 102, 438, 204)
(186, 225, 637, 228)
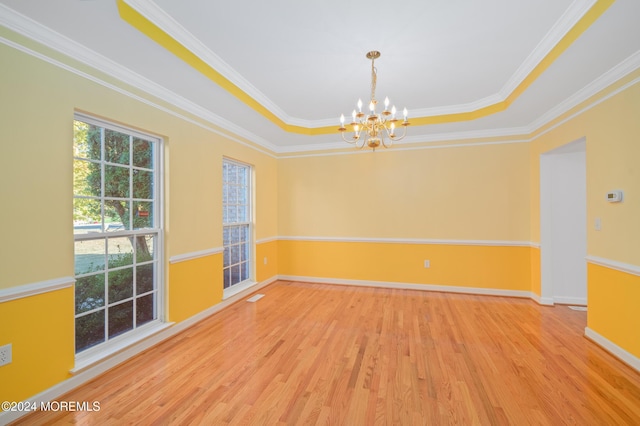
(222, 159, 252, 292)
(73, 115, 162, 355)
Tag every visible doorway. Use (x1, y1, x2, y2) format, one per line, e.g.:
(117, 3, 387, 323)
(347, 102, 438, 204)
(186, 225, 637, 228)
(540, 138, 587, 305)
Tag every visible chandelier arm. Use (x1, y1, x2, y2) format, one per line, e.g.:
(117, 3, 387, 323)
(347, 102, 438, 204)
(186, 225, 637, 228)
(340, 132, 358, 144)
(380, 126, 394, 148)
(381, 123, 390, 138)
(388, 124, 408, 142)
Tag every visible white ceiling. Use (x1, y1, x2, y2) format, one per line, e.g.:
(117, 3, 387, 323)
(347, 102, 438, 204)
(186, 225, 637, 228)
(1, 0, 639, 153)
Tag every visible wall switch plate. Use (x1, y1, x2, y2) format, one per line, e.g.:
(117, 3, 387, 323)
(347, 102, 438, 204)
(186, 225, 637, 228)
(595, 218, 601, 231)
(264, 257, 268, 265)
(424, 260, 430, 268)
(0, 344, 12, 366)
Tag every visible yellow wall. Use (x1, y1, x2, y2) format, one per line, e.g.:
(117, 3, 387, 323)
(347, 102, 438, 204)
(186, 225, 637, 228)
(0, 288, 74, 403)
(256, 240, 279, 283)
(0, 45, 75, 289)
(0, 29, 278, 407)
(168, 254, 223, 323)
(279, 240, 532, 291)
(588, 264, 640, 358)
(530, 247, 541, 296)
(529, 71, 640, 358)
(277, 140, 532, 292)
(278, 142, 530, 240)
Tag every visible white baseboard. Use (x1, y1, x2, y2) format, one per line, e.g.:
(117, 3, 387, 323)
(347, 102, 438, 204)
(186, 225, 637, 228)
(176, 276, 277, 330)
(0, 275, 278, 425)
(554, 296, 587, 306)
(278, 275, 534, 299)
(530, 293, 555, 306)
(585, 327, 640, 373)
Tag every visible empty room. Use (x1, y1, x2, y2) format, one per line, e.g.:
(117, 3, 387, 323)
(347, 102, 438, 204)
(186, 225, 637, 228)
(1, 0, 639, 424)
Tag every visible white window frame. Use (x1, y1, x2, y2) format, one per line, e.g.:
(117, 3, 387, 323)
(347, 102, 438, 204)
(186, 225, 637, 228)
(73, 113, 165, 369)
(222, 158, 254, 299)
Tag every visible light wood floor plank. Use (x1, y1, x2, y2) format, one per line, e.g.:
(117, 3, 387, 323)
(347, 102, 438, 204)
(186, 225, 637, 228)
(12, 280, 640, 425)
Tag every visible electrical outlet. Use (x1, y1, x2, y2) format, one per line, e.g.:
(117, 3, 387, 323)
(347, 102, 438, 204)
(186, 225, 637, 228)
(0, 344, 12, 366)
(424, 260, 430, 268)
(264, 257, 268, 265)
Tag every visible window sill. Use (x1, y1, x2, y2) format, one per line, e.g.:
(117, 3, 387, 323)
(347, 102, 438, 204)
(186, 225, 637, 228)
(71, 321, 173, 374)
(223, 280, 258, 300)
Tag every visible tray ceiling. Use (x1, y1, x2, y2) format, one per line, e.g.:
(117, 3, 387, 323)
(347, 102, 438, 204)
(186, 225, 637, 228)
(1, 0, 639, 153)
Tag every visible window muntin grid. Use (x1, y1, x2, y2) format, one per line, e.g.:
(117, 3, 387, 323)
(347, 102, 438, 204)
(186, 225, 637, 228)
(73, 116, 161, 354)
(222, 159, 251, 289)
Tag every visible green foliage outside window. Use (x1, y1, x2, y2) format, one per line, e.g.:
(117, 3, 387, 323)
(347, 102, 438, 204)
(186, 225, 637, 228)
(73, 119, 158, 353)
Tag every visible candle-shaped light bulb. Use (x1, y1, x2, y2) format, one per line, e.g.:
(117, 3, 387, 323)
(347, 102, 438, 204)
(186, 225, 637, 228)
(391, 105, 397, 118)
(384, 97, 390, 109)
(354, 124, 360, 136)
(357, 99, 363, 112)
(390, 122, 395, 135)
(340, 114, 345, 126)
(369, 101, 375, 113)
(403, 107, 408, 121)
(352, 110, 356, 122)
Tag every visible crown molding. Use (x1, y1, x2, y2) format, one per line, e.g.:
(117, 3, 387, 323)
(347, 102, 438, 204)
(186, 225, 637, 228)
(527, 49, 640, 133)
(498, 0, 597, 101)
(121, 0, 598, 127)
(407, 0, 598, 119)
(407, 0, 606, 126)
(276, 126, 532, 155)
(409, 94, 505, 119)
(0, 3, 280, 154)
(3, 2, 636, 156)
(121, 0, 294, 126)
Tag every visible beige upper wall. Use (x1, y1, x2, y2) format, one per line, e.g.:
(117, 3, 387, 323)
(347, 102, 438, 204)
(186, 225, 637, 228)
(278, 142, 531, 241)
(167, 132, 278, 256)
(1, 43, 76, 288)
(529, 72, 640, 265)
(0, 36, 278, 289)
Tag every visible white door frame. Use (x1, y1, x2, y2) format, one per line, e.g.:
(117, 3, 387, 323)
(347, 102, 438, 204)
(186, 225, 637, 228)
(540, 137, 587, 305)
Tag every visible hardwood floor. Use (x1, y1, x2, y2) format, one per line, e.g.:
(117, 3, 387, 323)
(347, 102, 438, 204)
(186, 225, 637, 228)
(14, 280, 640, 425)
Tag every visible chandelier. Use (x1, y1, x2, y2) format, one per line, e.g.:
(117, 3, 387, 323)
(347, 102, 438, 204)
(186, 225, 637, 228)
(338, 51, 410, 150)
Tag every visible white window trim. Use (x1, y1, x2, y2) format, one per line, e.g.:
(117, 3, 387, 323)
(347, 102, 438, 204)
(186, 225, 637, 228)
(222, 158, 253, 297)
(72, 320, 170, 373)
(222, 279, 258, 300)
(73, 113, 165, 361)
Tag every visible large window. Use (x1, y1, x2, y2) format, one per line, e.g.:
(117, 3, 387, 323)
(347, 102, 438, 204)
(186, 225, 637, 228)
(73, 115, 161, 355)
(223, 159, 252, 291)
